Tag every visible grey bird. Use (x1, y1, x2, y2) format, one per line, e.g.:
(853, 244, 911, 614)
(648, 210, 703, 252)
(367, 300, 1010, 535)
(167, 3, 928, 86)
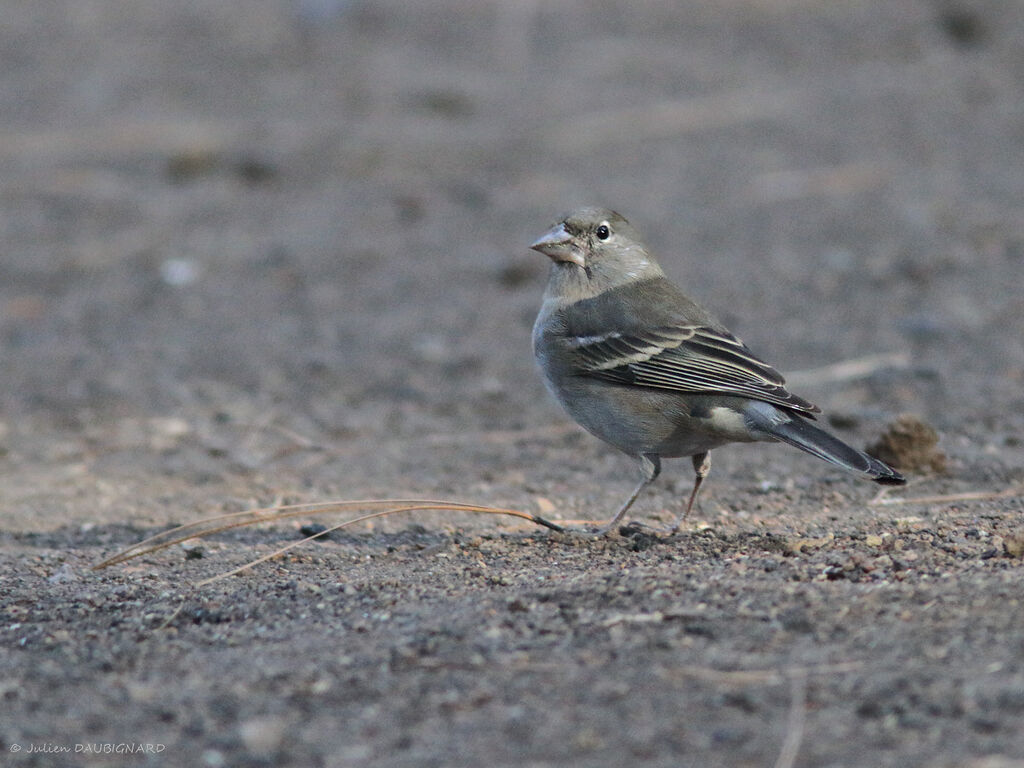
(530, 207, 905, 534)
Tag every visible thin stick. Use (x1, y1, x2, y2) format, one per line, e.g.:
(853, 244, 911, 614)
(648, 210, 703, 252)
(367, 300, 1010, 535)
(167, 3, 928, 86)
(665, 660, 861, 686)
(784, 352, 910, 388)
(154, 595, 189, 631)
(774, 670, 808, 768)
(548, 88, 802, 152)
(93, 498, 563, 570)
(869, 485, 1024, 507)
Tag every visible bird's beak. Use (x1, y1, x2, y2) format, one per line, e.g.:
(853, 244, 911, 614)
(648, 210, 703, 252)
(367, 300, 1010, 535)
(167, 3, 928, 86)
(530, 223, 586, 268)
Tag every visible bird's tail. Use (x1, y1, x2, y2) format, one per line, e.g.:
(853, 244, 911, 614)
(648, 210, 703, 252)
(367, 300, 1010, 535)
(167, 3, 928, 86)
(756, 412, 905, 485)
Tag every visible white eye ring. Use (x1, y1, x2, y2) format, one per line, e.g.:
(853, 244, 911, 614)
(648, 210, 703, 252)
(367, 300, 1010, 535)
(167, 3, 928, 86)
(595, 222, 611, 240)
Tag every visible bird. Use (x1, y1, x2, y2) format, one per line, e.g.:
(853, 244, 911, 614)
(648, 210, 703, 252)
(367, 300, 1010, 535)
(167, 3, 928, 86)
(530, 207, 905, 534)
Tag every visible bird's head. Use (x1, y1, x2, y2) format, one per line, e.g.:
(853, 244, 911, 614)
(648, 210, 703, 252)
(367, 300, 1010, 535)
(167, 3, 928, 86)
(530, 207, 663, 298)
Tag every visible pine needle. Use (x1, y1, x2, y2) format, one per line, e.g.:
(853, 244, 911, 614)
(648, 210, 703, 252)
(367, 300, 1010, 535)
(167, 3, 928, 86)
(92, 498, 562, 572)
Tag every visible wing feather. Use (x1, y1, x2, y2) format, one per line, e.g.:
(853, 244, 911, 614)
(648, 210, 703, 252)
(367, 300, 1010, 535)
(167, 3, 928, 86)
(568, 324, 819, 416)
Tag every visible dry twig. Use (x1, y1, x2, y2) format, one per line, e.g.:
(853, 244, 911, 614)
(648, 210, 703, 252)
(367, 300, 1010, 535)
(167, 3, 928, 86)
(869, 485, 1024, 507)
(774, 670, 808, 768)
(785, 352, 910, 388)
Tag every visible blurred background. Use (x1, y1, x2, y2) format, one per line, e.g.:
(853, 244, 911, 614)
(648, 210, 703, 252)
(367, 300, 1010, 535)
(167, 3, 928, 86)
(1, 0, 1022, 528)
(3, 4, 1024, 766)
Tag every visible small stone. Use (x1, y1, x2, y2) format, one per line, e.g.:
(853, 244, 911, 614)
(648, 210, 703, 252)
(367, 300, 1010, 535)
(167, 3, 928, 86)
(47, 564, 76, 583)
(167, 148, 219, 181)
(232, 155, 278, 185)
(784, 534, 834, 554)
(534, 496, 557, 515)
(159, 258, 200, 287)
(239, 716, 287, 755)
(575, 728, 603, 750)
(300, 523, 331, 541)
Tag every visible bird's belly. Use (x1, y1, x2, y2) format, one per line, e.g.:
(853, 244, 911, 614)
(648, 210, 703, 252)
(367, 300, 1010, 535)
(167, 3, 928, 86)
(544, 376, 753, 458)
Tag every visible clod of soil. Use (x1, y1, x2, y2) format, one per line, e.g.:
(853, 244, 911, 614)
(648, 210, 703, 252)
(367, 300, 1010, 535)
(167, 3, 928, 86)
(1004, 533, 1024, 559)
(867, 413, 947, 473)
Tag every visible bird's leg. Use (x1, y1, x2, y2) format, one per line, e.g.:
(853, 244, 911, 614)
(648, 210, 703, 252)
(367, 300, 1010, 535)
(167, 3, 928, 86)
(662, 452, 710, 534)
(587, 454, 661, 535)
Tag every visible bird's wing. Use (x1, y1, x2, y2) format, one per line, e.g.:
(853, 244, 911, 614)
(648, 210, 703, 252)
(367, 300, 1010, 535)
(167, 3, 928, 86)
(566, 324, 820, 416)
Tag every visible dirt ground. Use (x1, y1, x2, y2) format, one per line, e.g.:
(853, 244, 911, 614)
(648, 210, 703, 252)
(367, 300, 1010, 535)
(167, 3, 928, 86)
(2, 1, 1024, 766)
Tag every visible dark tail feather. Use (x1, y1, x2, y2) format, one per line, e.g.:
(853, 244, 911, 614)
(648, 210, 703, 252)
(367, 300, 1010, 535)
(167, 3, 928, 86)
(761, 414, 905, 485)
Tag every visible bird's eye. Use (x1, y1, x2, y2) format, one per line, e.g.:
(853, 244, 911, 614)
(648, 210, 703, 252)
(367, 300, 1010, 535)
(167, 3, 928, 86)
(595, 224, 611, 240)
